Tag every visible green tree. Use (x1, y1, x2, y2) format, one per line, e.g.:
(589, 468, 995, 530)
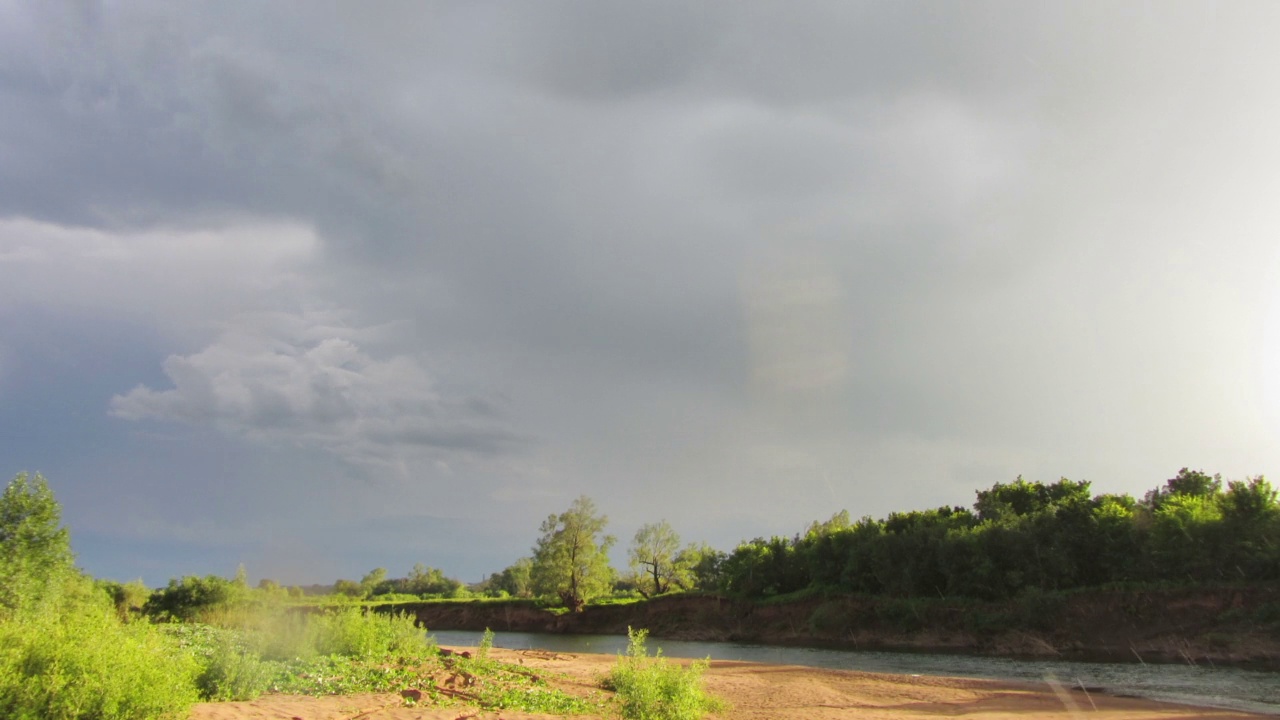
(1143, 467, 1222, 509)
(404, 563, 461, 596)
(143, 575, 247, 620)
(673, 543, 726, 592)
(360, 567, 388, 596)
(629, 521, 690, 597)
(0, 472, 75, 615)
(531, 496, 615, 610)
(333, 578, 364, 597)
(487, 558, 534, 598)
(1219, 476, 1279, 523)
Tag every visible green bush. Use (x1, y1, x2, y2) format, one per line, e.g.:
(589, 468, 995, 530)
(311, 607, 435, 659)
(143, 574, 247, 622)
(605, 627, 723, 720)
(97, 578, 151, 621)
(0, 603, 200, 720)
(177, 626, 279, 701)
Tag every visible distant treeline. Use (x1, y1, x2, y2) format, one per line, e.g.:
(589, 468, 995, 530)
(225, 468, 1280, 609)
(717, 469, 1279, 601)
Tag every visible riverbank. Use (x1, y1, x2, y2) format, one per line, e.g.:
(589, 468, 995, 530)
(189, 646, 1271, 719)
(377, 586, 1280, 670)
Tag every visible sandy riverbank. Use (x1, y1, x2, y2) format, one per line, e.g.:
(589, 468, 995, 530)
(189, 647, 1270, 720)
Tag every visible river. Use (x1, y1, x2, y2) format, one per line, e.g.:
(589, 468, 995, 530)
(430, 630, 1280, 715)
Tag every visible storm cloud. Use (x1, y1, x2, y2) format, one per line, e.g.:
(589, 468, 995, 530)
(3, 1, 1280, 585)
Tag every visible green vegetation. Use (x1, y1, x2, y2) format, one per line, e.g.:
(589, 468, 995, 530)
(717, 469, 1280, 601)
(0, 472, 75, 617)
(0, 473, 199, 719)
(531, 495, 617, 611)
(484, 556, 535, 598)
(605, 627, 724, 720)
(0, 473, 606, 719)
(3, 466, 1277, 718)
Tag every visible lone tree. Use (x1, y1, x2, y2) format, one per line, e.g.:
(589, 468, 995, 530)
(531, 496, 614, 611)
(0, 472, 75, 615)
(628, 520, 689, 597)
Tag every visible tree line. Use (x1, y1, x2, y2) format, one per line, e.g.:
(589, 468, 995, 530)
(187, 468, 1279, 610)
(481, 469, 1278, 608)
(719, 468, 1279, 601)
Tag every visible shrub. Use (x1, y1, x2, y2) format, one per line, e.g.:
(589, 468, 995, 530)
(97, 579, 151, 621)
(605, 627, 723, 720)
(311, 607, 435, 659)
(181, 627, 279, 701)
(143, 574, 247, 622)
(0, 602, 200, 719)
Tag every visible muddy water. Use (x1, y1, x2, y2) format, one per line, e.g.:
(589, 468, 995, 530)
(431, 630, 1280, 715)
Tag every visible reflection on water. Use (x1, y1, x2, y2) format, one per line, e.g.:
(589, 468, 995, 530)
(430, 630, 1280, 716)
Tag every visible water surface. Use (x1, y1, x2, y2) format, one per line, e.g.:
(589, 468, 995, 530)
(430, 630, 1280, 715)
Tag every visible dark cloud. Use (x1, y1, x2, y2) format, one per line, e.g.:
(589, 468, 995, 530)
(3, 1, 1280, 583)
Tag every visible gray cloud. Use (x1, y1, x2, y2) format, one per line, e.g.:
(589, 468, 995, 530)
(111, 308, 524, 468)
(4, 1, 1280, 582)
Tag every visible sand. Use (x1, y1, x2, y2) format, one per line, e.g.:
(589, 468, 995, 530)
(188, 647, 1270, 720)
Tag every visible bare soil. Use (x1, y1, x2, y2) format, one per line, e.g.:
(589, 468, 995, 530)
(189, 647, 1269, 720)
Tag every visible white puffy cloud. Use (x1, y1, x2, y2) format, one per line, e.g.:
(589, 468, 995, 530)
(111, 308, 522, 468)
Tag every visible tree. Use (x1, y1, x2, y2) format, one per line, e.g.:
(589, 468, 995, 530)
(628, 521, 689, 597)
(487, 558, 533, 598)
(360, 567, 388, 596)
(674, 542, 725, 592)
(333, 578, 363, 597)
(531, 496, 615, 610)
(1143, 468, 1222, 509)
(0, 472, 75, 615)
(404, 563, 461, 596)
(143, 574, 246, 620)
(1219, 476, 1279, 523)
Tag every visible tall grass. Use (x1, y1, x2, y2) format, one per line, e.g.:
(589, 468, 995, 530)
(605, 627, 724, 720)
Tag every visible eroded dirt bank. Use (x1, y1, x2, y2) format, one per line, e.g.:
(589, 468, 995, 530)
(190, 647, 1271, 720)
(379, 586, 1280, 670)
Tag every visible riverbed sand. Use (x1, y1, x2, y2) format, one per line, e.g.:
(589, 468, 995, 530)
(188, 647, 1268, 720)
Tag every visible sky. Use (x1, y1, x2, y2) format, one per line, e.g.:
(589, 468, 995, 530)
(4, 1, 1280, 587)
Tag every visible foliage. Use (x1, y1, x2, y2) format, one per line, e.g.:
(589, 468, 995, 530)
(354, 563, 464, 599)
(144, 574, 249, 622)
(97, 578, 151, 621)
(0, 599, 201, 720)
(185, 626, 278, 701)
(267, 653, 437, 696)
(310, 607, 434, 658)
(674, 543, 726, 593)
(0, 474, 204, 719)
(244, 617, 596, 713)
(604, 627, 724, 720)
(531, 496, 616, 610)
(715, 469, 1280, 602)
(629, 521, 691, 597)
(485, 557, 535, 598)
(360, 567, 388, 595)
(333, 578, 363, 597)
(0, 472, 75, 616)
